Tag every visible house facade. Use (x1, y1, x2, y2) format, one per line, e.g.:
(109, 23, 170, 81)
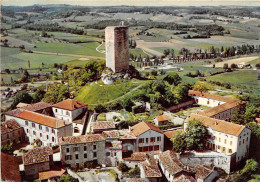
(52, 99, 87, 122)
(7, 110, 73, 146)
(23, 147, 53, 179)
(130, 122, 164, 152)
(154, 115, 169, 126)
(59, 134, 106, 169)
(1, 119, 27, 146)
(185, 114, 251, 166)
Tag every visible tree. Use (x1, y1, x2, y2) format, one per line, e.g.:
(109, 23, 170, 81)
(128, 167, 140, 176)
(163, 72, 182, 86)
(122, 96, 133, 112)
(32, 90, 45, 103)
(231, 63, 237, 69)
(173, 82, 191, 104)
(1, 142, 15, 155)
(57, 174, 77, 182)
(223, 63, 228, 70)
(235, 159, 259, 181)
(117, 162, 129, 172)
(10, 92, 32, 109)
(193, 81, 209, 92)
(172, 131, 186, 153)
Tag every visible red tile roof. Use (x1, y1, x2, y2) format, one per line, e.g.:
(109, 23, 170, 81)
(156, 114, 169, 122)
(164, 129, 183, 139)
(17, 110, 71, 129)
(159, 150, 184, 175)
(128, 179, 149, 182)
(139, 157, 162, 178)
(256, 118, 260, 124)
(23, 147, 53, 165)
(92, 121, 116, 130)
(194, 165, 214, 180)
(1, 152, 21, 182)
(175, 174, 196, 182)
(53, 99, 87, 111)
(1, 119, 22, 135)
(59, 134, 106, 145)
(198, 100, 243, 117)
(188, 90, 236, 103)
(17, 102, 31, 108)
(124, 152, 148, 161)
(103, 130, 136, 139)
(6, 102, 52, 117)
(39, 167, 65, 180)
(187, 113, 246, 136)
(130, 122, 163, 136)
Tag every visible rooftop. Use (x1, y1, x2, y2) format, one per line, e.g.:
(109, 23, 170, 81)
(256, 118, 260, 124)
(194, 165, 214, 180)
(39, 166, 65, 181)
(174, 174, 196, 182)
(159, 150, 185, 175)
(156, 114, 169, 122)
(128, 179, 149, 182)
(23, 147, 53, 165)
(1, 119, 22, 135)
(198, 100, 243, 117)
(187, 113, 246, 136)
(17, 110, 71, 129)
(53, 99, 87, 111)
(164, 129, 183, 139)
(103, 129, 136, 139)
(1, 152, 21, 182)
(188, 90, 236, 103)
(124, 152, 148, 161)
(130, 121, 163, 137)
(59, 134, 106, 145)
(6, 102, 52, 117)
(139, 157, 162, 178)
(16, 102, 31, 108)
(92, 121, 116, 130)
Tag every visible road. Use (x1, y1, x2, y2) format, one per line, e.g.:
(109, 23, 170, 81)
(96, 41, 106, 54)
(32, 50, 104, 60)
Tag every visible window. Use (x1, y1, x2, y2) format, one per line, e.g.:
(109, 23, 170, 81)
(66, 148, 70, 153)
(52, 129, 55, 134)
(246, 137, 248, 142)
(66, 111, 70, 116)
(139, 138, 144, 143)
(32, 123, 35, 128)
(75, 154, 79, 159)
(207, 100, 210, 104)
(93, 145, 96, 150)
(239, 141, 241, 146)
(65, 155, 72, 160)
(52, 137, 55, 142)
(27, 129, 29, 133)
(106, 152, 110, 156)
(74, 147, 79, 152)
(40, 133, 42, 137)
(46, 127, 49, 132)
(243, 139, 245, 144)
(25, 120, 28, 126)
(47, 135, 49, 140)
(84, 146, 87, 151)
(39, 125, 42, 130)
(84, 153, 87, 158)
(157, 137, 161, 142)
(146, 138, 149, 143)
(93, 152, 97, 158)
(230, 141, 232, 145)
(229, 149, 232, 153)
(33, 131, 36, 135)
(150, 137, 155, 142)
(55, 109, 57, 113)
(218, 145, 220, 149)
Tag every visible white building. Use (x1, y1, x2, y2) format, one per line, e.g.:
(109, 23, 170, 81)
(185, 114, 251, 166)
(130, 122, 164, 152)
(52, 99, 87, 122)
(59, 134, 106, 169)
(6, 110, 72, 146)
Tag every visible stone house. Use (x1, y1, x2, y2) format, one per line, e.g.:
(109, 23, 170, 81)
(52, 99, 88, 122)
(124, 152, 149, 168)
(59, 134, 106, 169)
(154, 114, 169, 126)
(195, 165, 218, 182)
(6, 110, 72, 146)
(23, 146, 53, 179)
(130, 122, 164, 152)
(105, 140, 123, 167)
(1, 119, 27, 146)
(185, 114, 251, 171)
(91, 121, 116, 134)
(139, 157, 162, 182)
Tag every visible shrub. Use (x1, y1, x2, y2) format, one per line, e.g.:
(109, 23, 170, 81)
(117, 162, 129, 172)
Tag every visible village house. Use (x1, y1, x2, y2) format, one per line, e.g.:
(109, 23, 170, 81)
(23, 146, 53, 179)
(1, 152, 22, 182)
(6, 110, 72, 146)
(91, 121, 116, 134)
(130, 122, 164, 152)
(194, 165, 218, 182)
(38, 166, 66, 182)
(52, 99, 88, 122)
(154, 114, 170, 126)
(139, 157, 162, 182)
(124, 152, 149, 168)
(185, 114, 251, 167)
(59, 134, 106, 169)
(1, 119, 27, 146)
(105, 140, 123, 166)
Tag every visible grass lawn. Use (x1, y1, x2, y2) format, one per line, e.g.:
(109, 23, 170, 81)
(75, 79, 144, 104)
(249, 56, 260, 65)
(34, 42, 105, 57)
(150, 47, 180, 55)
(129, 48, 147, 57)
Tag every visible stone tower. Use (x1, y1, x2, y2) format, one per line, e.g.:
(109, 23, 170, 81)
(105, 26, 129, 73)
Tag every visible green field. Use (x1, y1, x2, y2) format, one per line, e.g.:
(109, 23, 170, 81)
(150, 47, 180, 55)
(75, 79, 145, 104)
(129, 48, 148, 57)
(34, 42, 105, 57)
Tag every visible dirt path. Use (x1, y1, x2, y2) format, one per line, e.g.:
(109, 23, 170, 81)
(205, 56, 259, 67)
(32, 50, 104, 60)
(96, 41, 106, 54)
